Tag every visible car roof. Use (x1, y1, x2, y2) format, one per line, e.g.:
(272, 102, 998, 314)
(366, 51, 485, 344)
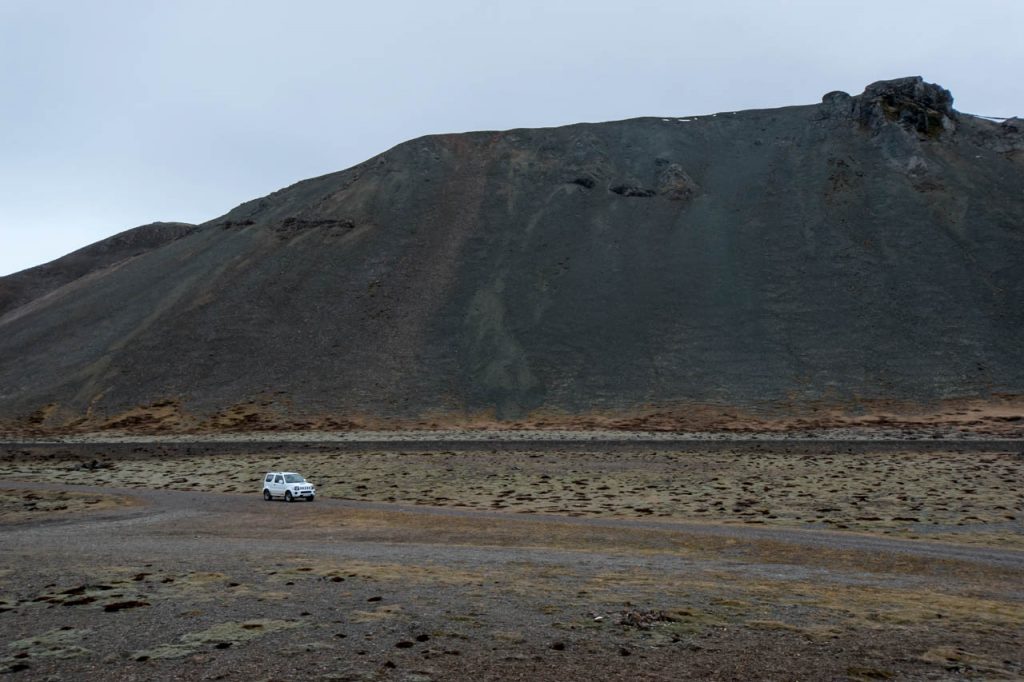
(266, 471, 300, 475)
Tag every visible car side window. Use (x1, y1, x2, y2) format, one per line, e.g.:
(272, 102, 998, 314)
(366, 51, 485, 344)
(275, 476, 283, 484)
(265, 474, 273, 482)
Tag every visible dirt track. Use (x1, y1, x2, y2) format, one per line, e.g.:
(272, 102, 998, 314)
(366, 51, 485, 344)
(1, 442, 1023, 680)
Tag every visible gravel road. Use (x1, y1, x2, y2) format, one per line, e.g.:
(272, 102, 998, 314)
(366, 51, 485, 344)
(5, 480, 1024, 571)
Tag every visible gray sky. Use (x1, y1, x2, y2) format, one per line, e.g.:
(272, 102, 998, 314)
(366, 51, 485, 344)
(2, 0, 1022, 276)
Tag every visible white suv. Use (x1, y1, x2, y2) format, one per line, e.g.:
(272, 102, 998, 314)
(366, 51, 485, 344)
(262, 472, 316, 502)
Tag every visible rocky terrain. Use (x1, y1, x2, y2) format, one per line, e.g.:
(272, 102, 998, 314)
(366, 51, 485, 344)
(3, 440, 1022, 547)
(1, 77, 1022, 434)
(1, 440, 1021, 680)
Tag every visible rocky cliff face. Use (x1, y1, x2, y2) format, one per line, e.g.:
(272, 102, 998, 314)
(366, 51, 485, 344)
(1, 78, 1022, 433)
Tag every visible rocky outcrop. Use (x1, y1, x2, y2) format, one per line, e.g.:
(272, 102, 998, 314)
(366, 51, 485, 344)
(857, 76, 956, 137)
(821, 76, 956, 138)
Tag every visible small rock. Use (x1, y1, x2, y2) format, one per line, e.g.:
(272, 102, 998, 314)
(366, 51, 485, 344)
(822, 90, 851, 104)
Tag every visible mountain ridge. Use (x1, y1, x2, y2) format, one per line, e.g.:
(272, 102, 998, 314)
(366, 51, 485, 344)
(0, 222, 196, 319)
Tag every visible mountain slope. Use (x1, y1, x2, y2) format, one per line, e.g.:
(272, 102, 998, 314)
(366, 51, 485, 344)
(0, 222, 196, 318)
(1, 77, 1022, 433)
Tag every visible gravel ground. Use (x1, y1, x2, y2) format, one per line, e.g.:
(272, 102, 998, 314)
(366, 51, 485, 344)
(8, 428, 1024, 442)
(0, 442, 1022, 680)
(4, 441, 1022, 548)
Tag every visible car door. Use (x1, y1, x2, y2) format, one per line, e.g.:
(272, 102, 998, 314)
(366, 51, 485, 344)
(272, 474, 285, 497)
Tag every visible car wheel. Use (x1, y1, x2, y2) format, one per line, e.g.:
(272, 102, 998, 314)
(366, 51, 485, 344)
(285, 491, 293, 503)
(263, 489, 272, 501)
(308, 496, 315, 502)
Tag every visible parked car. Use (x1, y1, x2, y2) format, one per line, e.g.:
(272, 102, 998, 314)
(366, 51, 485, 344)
(262, 471, 316, 502)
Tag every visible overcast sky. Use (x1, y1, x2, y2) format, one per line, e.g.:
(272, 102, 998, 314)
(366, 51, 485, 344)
(2, 0, 1022, 276)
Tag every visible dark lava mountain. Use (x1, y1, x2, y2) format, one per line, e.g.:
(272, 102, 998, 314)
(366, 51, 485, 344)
(2, 77, 1023, 433)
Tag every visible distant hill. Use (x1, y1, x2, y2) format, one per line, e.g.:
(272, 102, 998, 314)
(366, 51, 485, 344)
(1, 77, 1022, 434)
(0, 222, 196, 318)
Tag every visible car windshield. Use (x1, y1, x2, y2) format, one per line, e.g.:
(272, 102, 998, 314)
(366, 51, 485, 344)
(284, 474, 305, 483)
